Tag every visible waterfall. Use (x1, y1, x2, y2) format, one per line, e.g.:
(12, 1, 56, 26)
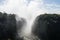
(16, 13, 41, 40)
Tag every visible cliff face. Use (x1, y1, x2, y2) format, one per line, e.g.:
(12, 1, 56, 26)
(32, 14, 60, 40)
(0, 12, 24, 40)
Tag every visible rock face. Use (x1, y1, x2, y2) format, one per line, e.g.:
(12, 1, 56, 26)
(0, 12, 24, 40)
(32, 14, 60, 40)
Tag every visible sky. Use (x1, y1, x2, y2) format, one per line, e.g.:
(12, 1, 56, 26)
(0, 0, 60, 37)
(0, 0, 60, 18)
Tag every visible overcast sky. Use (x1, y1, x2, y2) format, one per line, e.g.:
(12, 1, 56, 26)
(0, 0, 60, 18)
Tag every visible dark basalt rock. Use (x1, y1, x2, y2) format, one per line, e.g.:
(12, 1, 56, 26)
(32, 14, 60, 40)
(0, 12, 24, 40)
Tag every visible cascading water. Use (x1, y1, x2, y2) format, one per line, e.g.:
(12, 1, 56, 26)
(16, 13, 41, 40)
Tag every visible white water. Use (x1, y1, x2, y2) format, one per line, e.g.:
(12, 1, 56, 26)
(16, 13, 41, 40)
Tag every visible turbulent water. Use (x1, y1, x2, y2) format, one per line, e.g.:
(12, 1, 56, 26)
(16, 14, 40, 40)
